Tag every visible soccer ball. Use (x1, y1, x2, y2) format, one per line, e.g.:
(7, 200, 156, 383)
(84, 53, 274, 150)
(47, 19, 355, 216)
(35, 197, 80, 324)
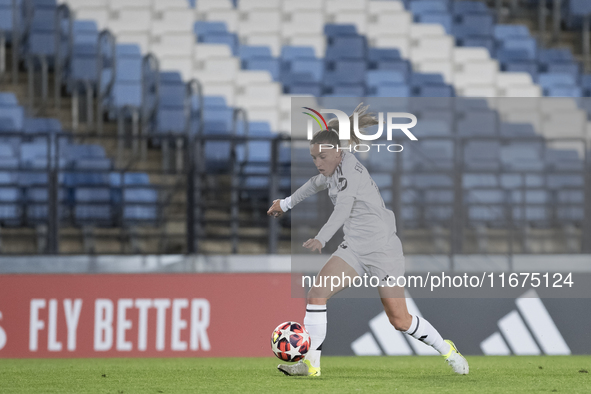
(271, 321, 311, 362)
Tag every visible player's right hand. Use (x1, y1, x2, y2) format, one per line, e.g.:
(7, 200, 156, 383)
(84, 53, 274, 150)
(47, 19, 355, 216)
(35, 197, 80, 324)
(267, 199, 283, 218)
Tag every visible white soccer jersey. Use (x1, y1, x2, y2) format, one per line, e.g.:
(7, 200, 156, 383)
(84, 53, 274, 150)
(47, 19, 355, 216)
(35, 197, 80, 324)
(287, 151, 397, 255)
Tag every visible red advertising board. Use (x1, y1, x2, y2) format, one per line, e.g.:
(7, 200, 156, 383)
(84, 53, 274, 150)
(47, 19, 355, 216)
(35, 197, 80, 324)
(0, 273, 305, 358)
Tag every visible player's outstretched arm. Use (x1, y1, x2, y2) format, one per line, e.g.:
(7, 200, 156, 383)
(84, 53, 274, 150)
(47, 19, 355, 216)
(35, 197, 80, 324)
(267, 175, 328, 219)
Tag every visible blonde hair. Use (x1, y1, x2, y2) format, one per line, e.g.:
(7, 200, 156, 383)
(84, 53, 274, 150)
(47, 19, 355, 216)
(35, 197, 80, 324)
(311, 102, 380, 147)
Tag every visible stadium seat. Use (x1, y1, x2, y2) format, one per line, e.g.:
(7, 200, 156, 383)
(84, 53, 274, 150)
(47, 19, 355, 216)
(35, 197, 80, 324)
(156, 71, 187, 135)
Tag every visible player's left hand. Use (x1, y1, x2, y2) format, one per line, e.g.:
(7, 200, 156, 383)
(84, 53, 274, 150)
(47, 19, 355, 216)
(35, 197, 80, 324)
(303, 238, 322, 253)
(267, 199, 283, 218)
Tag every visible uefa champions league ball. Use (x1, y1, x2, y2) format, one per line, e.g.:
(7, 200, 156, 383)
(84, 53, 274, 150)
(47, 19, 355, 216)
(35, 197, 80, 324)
(271, 321, 311, 362)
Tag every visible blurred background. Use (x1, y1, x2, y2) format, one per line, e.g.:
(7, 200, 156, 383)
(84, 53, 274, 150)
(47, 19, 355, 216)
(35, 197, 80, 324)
(0, 0, 590, 359)
(0, 0, 589, 257)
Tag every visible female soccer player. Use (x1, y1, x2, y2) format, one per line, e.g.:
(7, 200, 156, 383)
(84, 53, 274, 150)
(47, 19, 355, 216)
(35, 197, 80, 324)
(267, 104, 468, 376)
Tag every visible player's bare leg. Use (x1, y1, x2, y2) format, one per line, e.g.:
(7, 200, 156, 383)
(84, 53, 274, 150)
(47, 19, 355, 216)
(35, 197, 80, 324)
(379, 286, 469, 375)
(278, 256, 359, 377)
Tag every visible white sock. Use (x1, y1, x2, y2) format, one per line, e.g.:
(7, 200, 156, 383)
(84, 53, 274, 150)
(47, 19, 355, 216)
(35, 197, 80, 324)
(404, 315, 451, 355)
(303, 304, 327, 368)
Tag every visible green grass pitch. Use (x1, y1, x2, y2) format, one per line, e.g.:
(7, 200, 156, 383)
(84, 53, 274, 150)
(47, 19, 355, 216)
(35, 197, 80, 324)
(0, 356, 589, 393)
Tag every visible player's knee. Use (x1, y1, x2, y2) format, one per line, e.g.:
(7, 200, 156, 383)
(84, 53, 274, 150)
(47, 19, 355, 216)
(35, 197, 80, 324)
(306, 289, 327, 305)
(307, 298, 326, 306)
(388, 314, 412, 331)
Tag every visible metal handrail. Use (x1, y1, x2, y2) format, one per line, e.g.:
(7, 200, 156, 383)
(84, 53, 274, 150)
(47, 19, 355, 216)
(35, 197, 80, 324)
(185, 78, 203, 254)
(55, 3, 72, 110)
(11, 0, 20, 84)
(96, 29, 116, 135)
(141, 53, 159, 160)
(185, 78, 203, 136)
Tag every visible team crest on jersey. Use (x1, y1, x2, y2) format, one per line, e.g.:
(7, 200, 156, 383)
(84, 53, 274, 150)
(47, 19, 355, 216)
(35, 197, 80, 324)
(337, 177, 348, 191)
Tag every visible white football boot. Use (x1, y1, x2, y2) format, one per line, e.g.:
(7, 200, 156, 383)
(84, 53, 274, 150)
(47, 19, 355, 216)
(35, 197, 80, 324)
(443, 339, 469, 375)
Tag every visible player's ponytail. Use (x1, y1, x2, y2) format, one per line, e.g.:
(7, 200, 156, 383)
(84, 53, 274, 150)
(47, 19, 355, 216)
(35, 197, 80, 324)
(310, 103, 380, 148)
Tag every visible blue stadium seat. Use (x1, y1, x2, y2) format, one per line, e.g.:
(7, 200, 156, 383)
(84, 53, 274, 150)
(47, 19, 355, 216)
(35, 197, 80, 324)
(546, 149, 583, 171)
(418, 85, 455, 97)
(240, 46, 279, 80)
(463, 173, 499, 188)
(110, 172, 150, 187)
(111, 44, 143, 109)
(0, 93, 24, 131)
(511, 190, 550, 223)
(23, 117, 62, 133)
(570, 0, 591, 16)
(200, 33, 238, 54)
(201, 102, 235, 171)
(458, 111, 498, 136)
(108, 172, 150, 209)
(25, 186, 67, 222)
(410, 1, 449, 14)
(324, 24, 358, 37)
(418, 13, 453, 34)
(237, 122, 276, 192)
(26, 0, 59, 57)
(453, 14, 495, 39)
(499, 123, 536, 137)
(0, 186, 21, 223)
(64, 144, 106, 159)
(463, 141, 501, 170)
(452, 1, 490, 14)
(493, 24, 531, 40)
(406, 174, 453, 189)
(0, 143, 17, 169)
(75, 187, 111, 203)
(282, 76, 322, 96)
(281, 46, 316, 60)
(70, 20, 99, 84)
(374, 84, 411, 97)
(74, 204, 112, 224)
(538, 73, 582, 96)
(122, 187, 158, 222)
(194, 21, 228, 36)
(412, 119, 452, 137)
(287, 57, 323, 82)
(0, 92, 17, 105)
(0, 0, 19, 43)
(368, 48, 402, 68)
(497, 37, 538, 61)
(466, 188, 506, 223)
(325, 59, 366, 85)
(410, 73, 452, 97)
(156, 71, 187, 135)
(404, 140, 454, 171)
(194, 22, 238, 54)
(538, 72, 577, 88)
(325, 36, 366, 60)
(545, 62, 580, 79)
(500, 142, 544, 171)
(366, 70, 408, 96)
(538, 48, 575, 64)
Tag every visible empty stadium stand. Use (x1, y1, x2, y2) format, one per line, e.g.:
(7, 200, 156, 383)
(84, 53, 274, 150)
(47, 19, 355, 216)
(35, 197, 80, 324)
(0, 0, 589, 255)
